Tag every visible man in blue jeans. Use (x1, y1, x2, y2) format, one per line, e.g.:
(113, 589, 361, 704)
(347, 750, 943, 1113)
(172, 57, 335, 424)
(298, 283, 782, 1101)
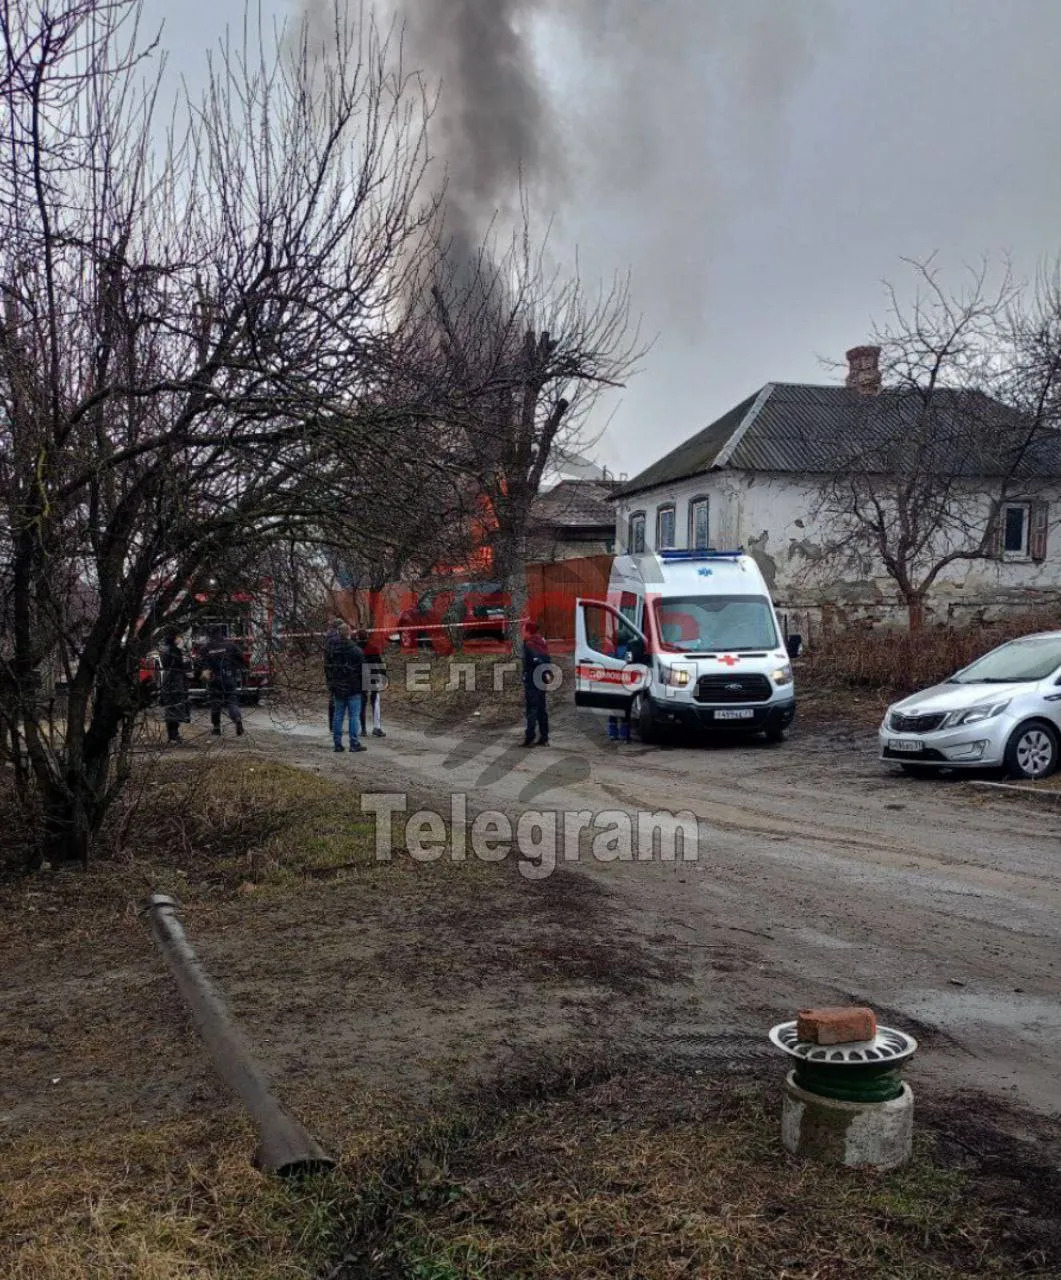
(324, 621, 366, 752)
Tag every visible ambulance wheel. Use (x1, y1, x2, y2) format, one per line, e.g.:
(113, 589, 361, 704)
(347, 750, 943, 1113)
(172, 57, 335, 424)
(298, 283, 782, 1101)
(632, 694, 657, 744)
(763, 723, 785, 744)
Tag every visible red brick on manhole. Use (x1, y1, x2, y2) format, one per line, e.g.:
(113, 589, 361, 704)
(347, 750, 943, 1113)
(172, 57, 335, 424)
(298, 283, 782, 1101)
(795, 1006, 877, 1046)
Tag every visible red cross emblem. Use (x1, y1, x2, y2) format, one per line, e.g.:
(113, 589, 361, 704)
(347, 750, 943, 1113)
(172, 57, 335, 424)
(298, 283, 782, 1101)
(718, 654, 739, 667)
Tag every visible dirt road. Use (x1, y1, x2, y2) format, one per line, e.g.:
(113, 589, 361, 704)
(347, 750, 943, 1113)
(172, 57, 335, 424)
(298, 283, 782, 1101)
(254, 698, 1061, 1118)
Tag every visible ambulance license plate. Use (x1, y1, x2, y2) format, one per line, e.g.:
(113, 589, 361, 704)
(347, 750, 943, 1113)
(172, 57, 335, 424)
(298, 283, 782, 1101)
(714, 708, 755, 720)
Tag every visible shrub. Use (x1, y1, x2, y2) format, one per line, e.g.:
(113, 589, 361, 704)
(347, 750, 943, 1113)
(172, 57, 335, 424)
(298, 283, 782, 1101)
(802, 610, 1061, 696)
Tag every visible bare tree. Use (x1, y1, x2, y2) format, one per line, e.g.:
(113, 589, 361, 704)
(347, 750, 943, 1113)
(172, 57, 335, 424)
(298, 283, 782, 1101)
(411, 218, 641, 647)
(0, 0, 435, 863)
(804, 259, 1061, 630)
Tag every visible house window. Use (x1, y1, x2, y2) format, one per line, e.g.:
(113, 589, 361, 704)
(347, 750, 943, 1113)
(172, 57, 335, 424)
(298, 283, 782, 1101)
(656, 504, 676, 550)
(629, 511, 646, 554)
(688, 497, 710, 550)
(1002, 503, 1030, 557)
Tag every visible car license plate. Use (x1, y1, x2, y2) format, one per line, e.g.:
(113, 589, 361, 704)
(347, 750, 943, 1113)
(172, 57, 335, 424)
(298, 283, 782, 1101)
(889, 739, 924, 754)
(715, 708, 755, 720)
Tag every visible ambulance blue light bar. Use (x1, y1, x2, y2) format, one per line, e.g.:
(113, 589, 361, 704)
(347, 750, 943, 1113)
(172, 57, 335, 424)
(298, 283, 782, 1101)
(658, 548, 745, 561)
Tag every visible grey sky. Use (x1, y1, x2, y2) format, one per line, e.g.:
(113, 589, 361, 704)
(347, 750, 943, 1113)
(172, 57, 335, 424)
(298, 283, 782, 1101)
(142, 0, 1061, 477)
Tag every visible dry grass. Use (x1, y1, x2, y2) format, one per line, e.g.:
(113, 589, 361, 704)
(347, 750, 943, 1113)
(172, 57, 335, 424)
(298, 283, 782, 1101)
(0, 754, 386, 892)
(3, 752, 1058, 1278)
(802, 609, 1061, 698)
(0, 754, 479, 1280)
(0, 1103, 416, 1280)
(346, 1073, 1059, 1280)
(5, 1066, 1057, 1280)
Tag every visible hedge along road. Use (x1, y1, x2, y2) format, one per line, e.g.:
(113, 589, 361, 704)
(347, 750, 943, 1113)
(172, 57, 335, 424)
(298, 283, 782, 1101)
(252, 697, 1061, 1118)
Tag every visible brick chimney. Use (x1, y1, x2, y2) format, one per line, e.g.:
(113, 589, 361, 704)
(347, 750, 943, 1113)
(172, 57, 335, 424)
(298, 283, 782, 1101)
(845, 345, 882, 395)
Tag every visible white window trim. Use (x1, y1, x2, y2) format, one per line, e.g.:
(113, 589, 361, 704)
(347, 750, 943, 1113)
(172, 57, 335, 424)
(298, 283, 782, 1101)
(628, 510, 646, 554)
(656, 504, 676, 550)
(688, 495, 710, 550)
(1002, 501, 1031, 560)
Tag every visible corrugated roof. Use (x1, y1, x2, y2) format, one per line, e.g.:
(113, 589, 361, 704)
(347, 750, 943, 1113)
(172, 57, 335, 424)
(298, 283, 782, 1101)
(612, 392, 760, 497)
(615, 382, 1061, 495)
(532, 479, 619, 529)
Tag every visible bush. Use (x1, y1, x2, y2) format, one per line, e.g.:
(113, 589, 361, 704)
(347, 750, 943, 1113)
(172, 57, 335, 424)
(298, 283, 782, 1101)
(802, 610, 1061, 696)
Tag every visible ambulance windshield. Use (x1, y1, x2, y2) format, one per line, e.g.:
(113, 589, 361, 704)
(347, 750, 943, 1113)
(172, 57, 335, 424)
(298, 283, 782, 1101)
(654, 595, 778, 653)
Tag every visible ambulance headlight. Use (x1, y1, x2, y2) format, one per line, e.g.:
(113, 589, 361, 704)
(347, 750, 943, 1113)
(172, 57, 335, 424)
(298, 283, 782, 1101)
(771, 662, 793, 686)
(660, 664, 691, 687)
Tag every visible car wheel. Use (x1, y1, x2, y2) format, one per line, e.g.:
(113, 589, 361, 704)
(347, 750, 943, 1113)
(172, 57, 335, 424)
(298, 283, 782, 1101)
(763, 723, 785, 744)
(1003, 720, 1059, 780)
(900, 762, 938, 778)
(632, 693, 657, 744)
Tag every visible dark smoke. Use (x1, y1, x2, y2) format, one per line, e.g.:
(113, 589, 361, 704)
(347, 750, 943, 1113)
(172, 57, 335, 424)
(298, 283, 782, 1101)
(399, 0, 554, 265)
(390, 0, 833, 330)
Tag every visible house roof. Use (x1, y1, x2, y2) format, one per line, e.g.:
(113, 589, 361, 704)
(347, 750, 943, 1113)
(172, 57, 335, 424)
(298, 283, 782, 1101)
(532, 479, 619, 530)
(614, 382, 1061, 497)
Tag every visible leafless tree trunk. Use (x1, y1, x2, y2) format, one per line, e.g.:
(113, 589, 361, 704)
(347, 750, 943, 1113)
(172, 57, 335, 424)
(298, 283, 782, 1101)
(412, 215, 642, 651)
(0, 0, 438, 863)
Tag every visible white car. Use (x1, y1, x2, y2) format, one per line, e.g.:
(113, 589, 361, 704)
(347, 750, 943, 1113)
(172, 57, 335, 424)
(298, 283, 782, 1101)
(879, 631, 1061, 780)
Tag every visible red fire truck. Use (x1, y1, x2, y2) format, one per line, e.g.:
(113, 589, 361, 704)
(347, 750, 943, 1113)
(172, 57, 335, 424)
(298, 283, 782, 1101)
(139, 580, 275, 705)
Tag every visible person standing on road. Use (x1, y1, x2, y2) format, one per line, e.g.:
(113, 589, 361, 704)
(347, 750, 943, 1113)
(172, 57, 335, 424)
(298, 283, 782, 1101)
(197, 624, 247, 737)
(325, 621, 366, 752)
(159, 627, 191, 745)
(357, 628, 386, 738)
(521, 620, 551, 747)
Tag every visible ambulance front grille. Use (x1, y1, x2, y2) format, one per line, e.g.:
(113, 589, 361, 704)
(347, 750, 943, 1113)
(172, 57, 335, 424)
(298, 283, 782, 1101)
(694, 673, 772, 703)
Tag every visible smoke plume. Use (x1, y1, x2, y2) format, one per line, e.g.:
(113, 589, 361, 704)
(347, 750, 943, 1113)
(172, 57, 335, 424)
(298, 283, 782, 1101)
(388, 0, 832, 328)
(399, 0, 554, 267)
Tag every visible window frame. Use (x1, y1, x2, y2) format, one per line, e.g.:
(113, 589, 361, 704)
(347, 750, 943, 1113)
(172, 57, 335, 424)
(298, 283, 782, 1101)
(583, 600, 644, 657)
(628, 510, 646, 554)
(656, 503, 677, 551)
(688, 495, 710, 550)
(1002, 501, 1031, 559)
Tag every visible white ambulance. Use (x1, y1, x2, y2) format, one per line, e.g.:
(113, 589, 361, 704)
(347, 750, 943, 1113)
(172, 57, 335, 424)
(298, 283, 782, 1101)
(574, 550, 799, 743)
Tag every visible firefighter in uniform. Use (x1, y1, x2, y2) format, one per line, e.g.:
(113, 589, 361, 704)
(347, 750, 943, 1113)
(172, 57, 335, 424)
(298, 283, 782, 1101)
(197, 624, 247, 736)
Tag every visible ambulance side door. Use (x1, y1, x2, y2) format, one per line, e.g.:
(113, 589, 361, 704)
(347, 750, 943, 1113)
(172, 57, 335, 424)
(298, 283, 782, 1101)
(574, 598, 649, 711)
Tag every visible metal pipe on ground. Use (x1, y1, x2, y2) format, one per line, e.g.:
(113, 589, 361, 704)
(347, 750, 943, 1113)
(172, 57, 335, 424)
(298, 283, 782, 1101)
(144, 893, 335, 1177)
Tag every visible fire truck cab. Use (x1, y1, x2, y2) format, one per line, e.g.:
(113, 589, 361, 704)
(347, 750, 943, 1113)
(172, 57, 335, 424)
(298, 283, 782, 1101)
(140, 583, 274, 705)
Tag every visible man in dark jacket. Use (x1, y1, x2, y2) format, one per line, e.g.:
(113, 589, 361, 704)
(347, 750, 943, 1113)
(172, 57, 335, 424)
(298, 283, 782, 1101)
(325, 621, 366, 752)
(196, 624, 247, 736)
(521, 620, 551, 747)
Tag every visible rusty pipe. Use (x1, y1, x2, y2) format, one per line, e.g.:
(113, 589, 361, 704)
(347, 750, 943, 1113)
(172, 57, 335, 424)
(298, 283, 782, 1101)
(144, 893, 334, 1177)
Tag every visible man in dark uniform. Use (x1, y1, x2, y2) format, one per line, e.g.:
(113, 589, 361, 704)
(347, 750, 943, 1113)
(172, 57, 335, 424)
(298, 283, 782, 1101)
(197, 624, 247, 736)
(521, 620, 551, 747)
(324, 621, 366, 752)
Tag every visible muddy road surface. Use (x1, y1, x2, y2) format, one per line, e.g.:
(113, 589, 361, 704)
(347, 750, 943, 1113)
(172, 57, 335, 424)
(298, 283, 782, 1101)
(251, 697, 1061, 1118)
